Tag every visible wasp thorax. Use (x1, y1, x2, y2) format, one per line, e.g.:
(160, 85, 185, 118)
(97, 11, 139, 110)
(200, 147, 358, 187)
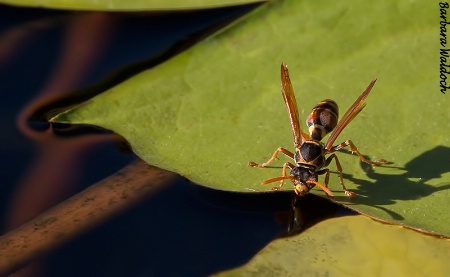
(296, 141, 325, 167)
(306, 99, 339, 141)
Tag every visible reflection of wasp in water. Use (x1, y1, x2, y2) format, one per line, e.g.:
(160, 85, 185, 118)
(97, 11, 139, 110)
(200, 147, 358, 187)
(249, 64, 386, 197)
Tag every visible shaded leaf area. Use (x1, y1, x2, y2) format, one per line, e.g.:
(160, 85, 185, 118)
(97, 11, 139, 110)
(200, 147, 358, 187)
(0, 0, 263, 10)
(51, 0, 450, 236)
(217, 216, 450, 277)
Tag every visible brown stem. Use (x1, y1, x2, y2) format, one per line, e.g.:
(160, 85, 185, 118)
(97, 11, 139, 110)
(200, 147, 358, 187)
(0, 160, 178, 275)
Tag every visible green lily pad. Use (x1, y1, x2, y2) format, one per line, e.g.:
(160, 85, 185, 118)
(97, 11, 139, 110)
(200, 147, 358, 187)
(0, 0, 263, 10)
(216, 216, 450, 276)
(51, 0, 450, 236)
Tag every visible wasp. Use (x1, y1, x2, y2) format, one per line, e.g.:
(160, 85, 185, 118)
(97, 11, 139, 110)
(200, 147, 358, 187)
(249, 64, 386, 197)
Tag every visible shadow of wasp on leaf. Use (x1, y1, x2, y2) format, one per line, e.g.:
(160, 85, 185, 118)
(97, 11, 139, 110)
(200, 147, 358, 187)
(335, 145, 450, 220)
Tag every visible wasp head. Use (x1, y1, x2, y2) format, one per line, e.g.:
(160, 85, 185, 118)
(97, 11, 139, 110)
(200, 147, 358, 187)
(294, 183, 311, 196)
(290, 165, 318, 197)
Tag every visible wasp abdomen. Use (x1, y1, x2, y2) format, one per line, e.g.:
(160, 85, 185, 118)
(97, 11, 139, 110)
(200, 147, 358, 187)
(306, 99, 338, 141)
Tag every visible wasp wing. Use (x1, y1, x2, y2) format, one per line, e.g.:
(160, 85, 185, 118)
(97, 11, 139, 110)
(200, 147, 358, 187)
(324, 79, 377, 151)
(281, 64, 309, 148)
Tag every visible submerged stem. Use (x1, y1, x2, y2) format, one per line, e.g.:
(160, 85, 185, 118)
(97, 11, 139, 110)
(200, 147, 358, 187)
(0, 160, 178, 275)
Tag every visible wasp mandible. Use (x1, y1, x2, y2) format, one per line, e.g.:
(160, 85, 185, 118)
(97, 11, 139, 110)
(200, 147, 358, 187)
(249, 64, 387, 197)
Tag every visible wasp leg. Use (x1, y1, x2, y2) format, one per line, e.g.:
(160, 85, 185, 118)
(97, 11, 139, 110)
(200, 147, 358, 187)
(248, 147, 294, 167)
(327, 140, 387, 166)
(316, 168, 330, 188)
(316, 168, 330, 186)
(269, 162, 295, 191)
(315, 169, 334, 197)
(323, 154, 356, 197)
(260, 162, 295, 191)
